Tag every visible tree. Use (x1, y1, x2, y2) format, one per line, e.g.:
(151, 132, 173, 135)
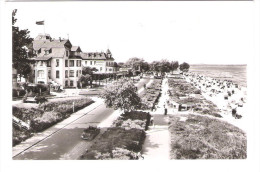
(171, 61, 179, 71)
(78, 74, 91, 88)
(149, 60, 171, 75)
(125, 57, 147, 74)
(179, 62, 190, 72)
(80, 66, 98, 87)
(12, 9, 34, 81)
(100, 78, 142, 112)
(82, 66, 98, 76)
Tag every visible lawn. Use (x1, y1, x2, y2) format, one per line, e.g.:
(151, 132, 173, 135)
(169, 114, 246, 159)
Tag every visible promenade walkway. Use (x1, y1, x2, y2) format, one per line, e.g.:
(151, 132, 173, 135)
(142, 78, 170, 160)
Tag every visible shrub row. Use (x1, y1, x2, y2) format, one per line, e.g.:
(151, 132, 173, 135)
(80, 127, 146, 160)
(13, 97, 94, 132)
(112, 111, 151, 130)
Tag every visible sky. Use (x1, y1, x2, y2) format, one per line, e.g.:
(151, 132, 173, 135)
(11, 1, 254, 64)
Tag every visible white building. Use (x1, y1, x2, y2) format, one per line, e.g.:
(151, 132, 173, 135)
(33, 34, 118, 87)
(81, 49, 118, 75)
(33, 34, 82, 87)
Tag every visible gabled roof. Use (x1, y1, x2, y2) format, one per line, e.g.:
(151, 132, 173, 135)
(33, 39, 72, 50)
(71, 46, 82, 52)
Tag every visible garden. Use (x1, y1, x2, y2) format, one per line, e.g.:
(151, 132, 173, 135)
(80, 111, 151, 160)
(169, 114, 247, 159)
(12, 97, 94, 146)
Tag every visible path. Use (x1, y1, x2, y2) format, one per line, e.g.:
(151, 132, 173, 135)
(142, 78, 170, 160)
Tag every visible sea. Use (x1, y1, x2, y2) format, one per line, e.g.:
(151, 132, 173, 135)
(189, 64, 247, 87)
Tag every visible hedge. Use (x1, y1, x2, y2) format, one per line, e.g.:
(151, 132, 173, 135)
(113, 111, 151, 130)
(80, 127, 146, 160)
(13, 97, 94, 132)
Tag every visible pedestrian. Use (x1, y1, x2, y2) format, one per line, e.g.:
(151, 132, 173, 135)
(164, 107, 168, 115)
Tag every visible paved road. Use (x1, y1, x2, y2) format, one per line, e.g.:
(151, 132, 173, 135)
(13, 78, 152, 160)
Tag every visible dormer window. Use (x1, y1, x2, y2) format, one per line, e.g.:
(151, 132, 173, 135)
(38, 49, 41, 54)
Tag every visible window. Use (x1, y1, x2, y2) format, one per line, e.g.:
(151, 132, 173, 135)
(69, 70, 74, 77)
(38, 49, 41, 54)
(77, 60, 81, 67)
(45, 50, 48, 55)
(70, 80, 74, 87)
(65, 80, 68, 87)
(69, 60, 74, 67)
(56, 59, 59, 67)
(79, 70, 81, 74)
(94, 61, 96, 65)
(65, 70, 68, 78)
(47, 60, 51, 67)
(109, 68, 112, 71)
(38, 70, 44, 78)
(56, 70, 60, 78)
(48, 70, 51, 78)
(76, 70, 79, 77)
(85, 61, 87, 65)
(100, 67, 102, 71)
(65, 60, 68, 67)
(40, 61, 43, 66)
(66, 51, 69, 57)
(90, 61, 92, 65)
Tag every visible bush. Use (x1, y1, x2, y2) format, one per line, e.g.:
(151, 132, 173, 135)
(12, 125, 32, 146)
(13, 97, 94, 133)
(80, 127, 145, 160)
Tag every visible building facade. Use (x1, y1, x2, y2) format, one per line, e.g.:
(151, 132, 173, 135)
(81, 49, 118, 74)
(33, 33, 118, 87)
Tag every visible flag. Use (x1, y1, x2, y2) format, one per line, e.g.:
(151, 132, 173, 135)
(36, 21, 44, 25)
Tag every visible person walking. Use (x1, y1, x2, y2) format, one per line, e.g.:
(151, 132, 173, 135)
(164, 107, 167, 115)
